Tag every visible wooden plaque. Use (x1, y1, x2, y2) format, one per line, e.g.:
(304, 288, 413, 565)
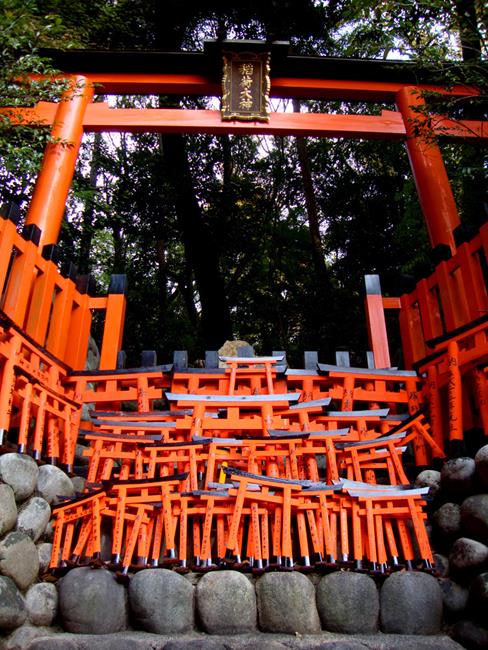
(221, 51, 270, 122)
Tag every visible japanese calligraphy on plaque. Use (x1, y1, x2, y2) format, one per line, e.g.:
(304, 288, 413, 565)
(221, 51, 270, 122)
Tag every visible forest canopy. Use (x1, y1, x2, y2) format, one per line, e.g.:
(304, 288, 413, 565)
(1, 0, 486, 366)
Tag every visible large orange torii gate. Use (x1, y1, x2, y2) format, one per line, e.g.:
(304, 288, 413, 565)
(4, 41, 485, 256)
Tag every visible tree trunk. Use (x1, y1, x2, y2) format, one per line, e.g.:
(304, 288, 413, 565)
(292, 99, 331, 291)
(78, 132, 101, 273)
(161, 133, 233, 348)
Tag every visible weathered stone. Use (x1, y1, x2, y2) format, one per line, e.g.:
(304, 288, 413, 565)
(475, 444, 488, 489)
(237, 641, 289, 650)
(36, 465, 74, 505)
(380, 571, 443, 634)
(26, 639, 78, 650)
(415, 469, 441, 498)
(0, 576, 26, 630)
(433, 553, 450, 577)
(164, 641, 227, 650)
(25, 582, 58, 626)
(70, 476, 86, 493)
(461, 494, 488, 544)
(451, 619, 488, 650)
(316, 571, 379, 634)
(313, 639, 369, 650)
(0, 483, 18, 536)
(441, 457, 476, 499)
(75, 443, 90, 466)
(100, 518, 113, 562)
(128, 568, 194, 634)
(256, 572, 321, 634)
(0, 453, 38, 502)
(469, 572, 488, 624)
(16, 496, 51, 542)
(433, 502, 461, 538)
(3, 625, 58, 650)
(43, 519, 54, 542)
(58, 567, 128, 634)
(0, 531, 40, 590)
(449, 537, 488, 583)
(196, 570, 256, 634)
(438, 578, 469, 616)
(37, 542, 53, 574)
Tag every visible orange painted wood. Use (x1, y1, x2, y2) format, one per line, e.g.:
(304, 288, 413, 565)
(25, 77, 94, 248)
(448, 341, 463, 442)
(99, 293, 127, 370)
(2, 241, 39, 327)
(81, 104, 407, 138)
(63, 293, 93, 370)
(45, 278, 77, 359)
(396, 86, 461, 253)
(382, 297, 401, 309)
(365, 294, 391, 369)
(25, 262, 60, 344)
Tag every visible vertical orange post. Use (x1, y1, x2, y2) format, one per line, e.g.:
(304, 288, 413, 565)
(396, 86, 460, 254)
(448, 341, 463, 447)
(25, 76, 94, 249)
(99, 276, 127, 370)
(427, 365, 445, 455)
(364, 275, 391, 369)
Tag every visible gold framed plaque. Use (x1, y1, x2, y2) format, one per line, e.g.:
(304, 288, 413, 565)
(221, 51, 270, 122)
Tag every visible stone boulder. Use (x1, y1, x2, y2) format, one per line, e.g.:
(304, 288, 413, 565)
(440, 457, 476, 499)
(128, 568, 194, 634)
(451, 619, 488, 650)
(0, 576, 26, 630)
(256, 572, 321, 634)
(25, 582, 58, 626)
(0, 483, 18, 536)
(433, 502, 461, 539)
(380, 571, 443, 634)
(415, 469, 441, 499)
(26, 639, 78, 650)
(475, 445, 488, 489)
(71, 476, 86, 493)
(164, 641, 228, 650)
(37, 543, 53, 574)
(0, 531, 39, 590)
(433, 553, 449, 577)
(449, 537, 488, 583)
(0, 454, 38, 502)
(461, 494, 488, 544)
(196, 570, 256, 634)
(438, 578, 469, 617)
(3, 625, 58, 650)
(469, 572, 488, 624)
(316, 571, 379, 634)
(313, 639, 368, 650)
(36, 465, 74, 505)
(58, 567, 128, 634)
(16, 497, 51, 542)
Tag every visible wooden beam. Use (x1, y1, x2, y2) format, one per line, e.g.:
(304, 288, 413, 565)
(4, 102, 486, 141)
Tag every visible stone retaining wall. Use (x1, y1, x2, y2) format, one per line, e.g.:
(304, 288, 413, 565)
(2, 446, 488, 649)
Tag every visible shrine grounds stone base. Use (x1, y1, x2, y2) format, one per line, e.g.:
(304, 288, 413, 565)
(0, 630, 464, 650)
(3, 449, 488, 649)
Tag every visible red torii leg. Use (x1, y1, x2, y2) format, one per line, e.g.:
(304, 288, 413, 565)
(24, 76, 94, 249)
(396, 86, 460, 255)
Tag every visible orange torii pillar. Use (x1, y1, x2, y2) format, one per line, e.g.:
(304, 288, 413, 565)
(396, 86, 460, 256)
(24, 76, 94, 249)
